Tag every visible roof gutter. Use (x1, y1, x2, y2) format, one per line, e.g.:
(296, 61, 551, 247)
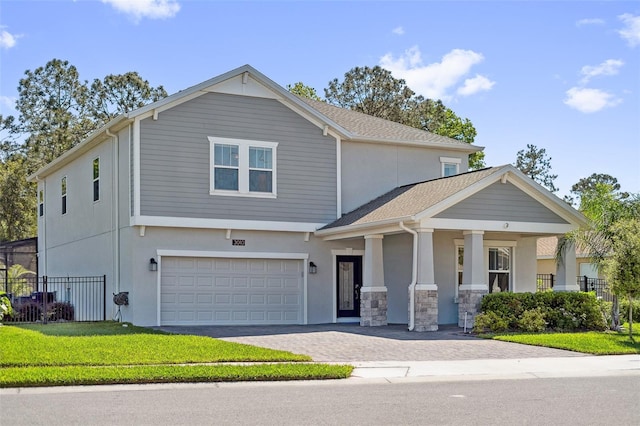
(399, 221, 417, 331)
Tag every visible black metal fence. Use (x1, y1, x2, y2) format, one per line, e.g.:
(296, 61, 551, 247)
(1, 275, 106, 323)
(536, 273, 614, 302)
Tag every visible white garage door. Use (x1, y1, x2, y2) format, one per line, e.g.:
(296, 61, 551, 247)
(160, 257, 303, 325)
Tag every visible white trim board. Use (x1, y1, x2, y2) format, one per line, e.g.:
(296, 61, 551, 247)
(133, 215, 325, 232)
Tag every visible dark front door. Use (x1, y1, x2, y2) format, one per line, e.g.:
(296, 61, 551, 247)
(336, 255, 362, 318)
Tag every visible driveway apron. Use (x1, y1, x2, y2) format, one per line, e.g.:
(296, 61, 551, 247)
(156, 324, 585, 362)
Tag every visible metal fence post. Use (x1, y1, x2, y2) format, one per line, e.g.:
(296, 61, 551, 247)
(550, 273, 554, 289)
(43, 275, 48, 324)
(103, 275, 106, 321)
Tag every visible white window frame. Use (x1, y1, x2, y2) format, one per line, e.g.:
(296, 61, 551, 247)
(454, 239, 517, 297)
(38, 189, 44, 217)
(208, 136, 277, 198)
(440, 156, 461, 177)
(487, 247, 512, 293)
(61, 176, 67, 215)
(92, 157, 100, 203)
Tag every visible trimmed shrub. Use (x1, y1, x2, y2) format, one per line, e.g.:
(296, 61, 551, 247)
(518, 308, 547, 332)
(0, 292, 13, 321)
(47, 302, 75, 321)
(473, 311, 509, 333)
(479, 291, 606, 332)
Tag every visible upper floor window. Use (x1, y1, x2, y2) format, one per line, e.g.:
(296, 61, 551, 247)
(92, 158, 100, 202)
(209, 137, 277, 197)
(61, 176, 67, 215)
(440, 157, 461, 177)
(39, 190, 44, 217)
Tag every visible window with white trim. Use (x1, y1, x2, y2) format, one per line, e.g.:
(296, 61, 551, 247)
(455, 245, 464, 300)
(61, 176, 67, 215)
(440, 156, 461, 177)
(92, 158, 100, 202)
(38, 189, 44, 217)
(488, 247, 511, 293)
(209, 137, 277, 197)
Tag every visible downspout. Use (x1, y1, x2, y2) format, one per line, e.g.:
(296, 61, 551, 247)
(106, 128, 120, 295)
(399, 221, 417, 331)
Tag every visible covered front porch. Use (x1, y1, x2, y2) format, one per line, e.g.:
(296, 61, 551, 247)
(316, 165, 587, 331)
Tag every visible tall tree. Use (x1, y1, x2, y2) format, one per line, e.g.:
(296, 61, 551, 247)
(16, 59, 93, 172)
(324, 66, 484, 169)
(603, 218, 640, 340)
(514, 144, 558, 192)
(286, 82, 321, 101)
(89, 72, 167, 126)
(565, 173, 626, 207)
(0, 154, 36, 242)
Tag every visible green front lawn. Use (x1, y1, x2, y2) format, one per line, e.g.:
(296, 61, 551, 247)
(488, 325, 640, 355)
(0, 322, 352, 387)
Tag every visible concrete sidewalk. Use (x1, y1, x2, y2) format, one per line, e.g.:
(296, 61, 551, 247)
(349, 354, 640, 381)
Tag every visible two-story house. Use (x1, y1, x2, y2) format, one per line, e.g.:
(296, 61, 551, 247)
(28, 65, 586, 330)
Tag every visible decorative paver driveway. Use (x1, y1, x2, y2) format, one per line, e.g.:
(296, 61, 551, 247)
(157, 324, 585, 362)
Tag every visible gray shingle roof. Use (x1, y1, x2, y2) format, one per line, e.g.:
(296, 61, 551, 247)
(321, 167, 503, 230)
(298, 97, 480, 149)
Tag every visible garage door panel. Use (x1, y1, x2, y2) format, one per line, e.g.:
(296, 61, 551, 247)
(161, 256, 303, 325)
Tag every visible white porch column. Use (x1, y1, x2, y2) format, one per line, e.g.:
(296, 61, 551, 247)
(459, 230, 487, 327)
(361, 234, 387, 326)
(555, 237, 578, 292)
(413, 228, 438, 331)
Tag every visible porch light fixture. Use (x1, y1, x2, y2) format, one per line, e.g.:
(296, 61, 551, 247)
(309, 262, 317, 274)
(149, 258, 158, 271)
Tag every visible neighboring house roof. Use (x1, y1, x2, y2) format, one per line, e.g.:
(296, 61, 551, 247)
(28, 64, 480, 181)
(317, 164, 587, 236)
(537, 236, 590, 259)
(298, 97, 482, 151)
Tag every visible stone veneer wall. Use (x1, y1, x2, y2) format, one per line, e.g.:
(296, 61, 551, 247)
(458, 289, 487, 328)
(360, 291, 388, 326)
(412, 289, 438, 331)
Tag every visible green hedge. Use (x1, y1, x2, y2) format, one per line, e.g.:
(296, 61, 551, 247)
(474, 292, 607, 333)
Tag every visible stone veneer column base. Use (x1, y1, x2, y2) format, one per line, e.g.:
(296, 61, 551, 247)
(412, 289, 438, 332)
(360, 290, 388, 326)
(458, 289, 487, 328)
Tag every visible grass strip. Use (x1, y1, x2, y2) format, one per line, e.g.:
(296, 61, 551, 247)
(0, 325, 311, 367)
(0, 364, 354, 388)
(490, 328, 640, 355)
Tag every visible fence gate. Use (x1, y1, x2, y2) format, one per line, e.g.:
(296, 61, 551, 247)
(2, 275, 106, 323)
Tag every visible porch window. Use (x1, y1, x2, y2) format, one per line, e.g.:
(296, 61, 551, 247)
(92, 158, 100, 202)
(61, 176, 67, 215)
(488, 247, 511, 293)
(38, 190, 44, 217)
(455, 246, 463, 300)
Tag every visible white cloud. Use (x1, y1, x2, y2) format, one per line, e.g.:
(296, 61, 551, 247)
(102, 0, 181, 22)
(0, 96, 16, 110)
(618, 13, 640, 47)
(0, 29, 19, 49)
(379, 46, 494, 100)
(564, 87, 622, 113)
(576, 18, 605, 27)
(457, 75, 495, 96)
(392, 26, 404, 36)
(580, 59, 624, 84)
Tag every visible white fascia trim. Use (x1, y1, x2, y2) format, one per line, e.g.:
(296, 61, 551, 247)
(132, 215, 324, 232)
(440, 156, 462, 164)
(156, 249, 309, 260)
(454, 239, 518, 247)
(315, 217, 414, 239)
(422, 218, 578, 234)
(350, 136, 484, 153)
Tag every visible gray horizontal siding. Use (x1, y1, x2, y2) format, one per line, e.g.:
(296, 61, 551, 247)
(435, 182, 568, 224)
(139, 93, 337, 223)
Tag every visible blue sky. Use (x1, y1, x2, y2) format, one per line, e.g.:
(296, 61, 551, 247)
(1, 0, 639, 198)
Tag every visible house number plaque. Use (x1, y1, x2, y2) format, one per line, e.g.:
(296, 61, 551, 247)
(232, 239, 246, 246)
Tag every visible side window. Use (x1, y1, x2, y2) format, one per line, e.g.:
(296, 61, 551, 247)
(61, 176, 67, 215)
(249, 146, 273, 193)
(440, 157, 461, 177)
(39, 189, 44, 217)
(93, 158, 100, 202)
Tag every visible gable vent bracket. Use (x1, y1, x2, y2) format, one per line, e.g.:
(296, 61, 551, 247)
(501, 173, 508, 184)
(226, 229, 232, 240)
(152, 110, 158, 121)
(304, 232, 310, 242)
(242, 72, 249, 84)
(139, 226, 146, 237)
(323, 125, 329, 136)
